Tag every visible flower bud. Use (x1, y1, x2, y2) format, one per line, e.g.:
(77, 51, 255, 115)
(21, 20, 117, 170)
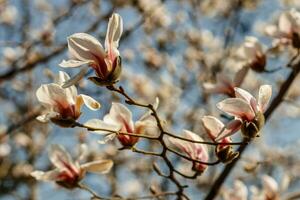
(215, 146, 239, 164)
(88, 56, 122, 86)
(249, 54, 266, 72)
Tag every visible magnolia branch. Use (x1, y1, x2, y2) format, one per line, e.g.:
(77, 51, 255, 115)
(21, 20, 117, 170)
(204, 53, 300, 200)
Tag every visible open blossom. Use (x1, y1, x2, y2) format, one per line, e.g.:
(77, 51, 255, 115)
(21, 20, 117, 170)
(31, 144, 113, 189)
(85, 99, 159, 147)
(203, 66, 248, 97)
(202, 116, 239, 163)
(223, 180, 248, 200)
(216, 85, 272, 139)
(251, 175, 279, 200)
(60, 13, 123, 87)
(236, 36, 266, 72)
(265, 9, 300, 48)
(262, 175, 279, 200)
(169, 130, 209, 173)
(36, 71, 100, 127)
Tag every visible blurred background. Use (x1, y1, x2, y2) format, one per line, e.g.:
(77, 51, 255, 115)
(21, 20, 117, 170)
(0, 0, 300, 199)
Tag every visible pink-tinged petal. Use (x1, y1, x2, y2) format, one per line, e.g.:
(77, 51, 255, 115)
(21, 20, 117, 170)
(201, 116, 224, 140)
(105, 13, 123, 61)
(59, 59, 91, 68)
(234, 87, 258, 113)
(81, 159, 113, 174)
(103, 103, 134, 132)
(262, 175, 279, 196)
(49, 144, 78, 171)
(183, 130, 208, 162)
(215, 119, 242, 141)
(217, 98, 255, 121)
(233, 66, 249, 87)
(31, 169, 61, 181)
(258, 85, 272, 112)
(68, 33, 105, 61)
(234, 87, 255, 104)
(168, 137, 190, 155)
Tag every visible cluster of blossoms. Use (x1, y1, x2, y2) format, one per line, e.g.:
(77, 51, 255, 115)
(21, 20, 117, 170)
(31, 9, 277, 192)
(223, 175, 280, 200)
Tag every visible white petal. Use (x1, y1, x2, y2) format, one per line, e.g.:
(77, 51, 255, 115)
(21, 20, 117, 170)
(262, 175, 278, 195)
(265, 25, 280, 37)
(68, 33, 105, 61)
(36, 112, 58, 122)
(77, 144, 88, 161)
(62, 66, 89, 88)
(258, 85, 272, 112)
(98, 134, 116, 144)
(138, 97, 159, 122)
(30, 169, 60, 181)
(217, 98, 255, 120)
(245, 36, 263, 53)
(105, 13, 123, 51)
(104, 103, 134, 130)
(201, 116, 224, 139)
(81, 159, 113, 174)
(36, 83, 68, 106)
(49, 144, 77, 170)
(55, 71, 78, 101)
(78, 94, 101, 110)
(279, 12, 293, 34)
(84, 119, 120, 134)
(59, 59, 91, 68)
(233, 180, 248, 200)
(36, 114, 50, 123)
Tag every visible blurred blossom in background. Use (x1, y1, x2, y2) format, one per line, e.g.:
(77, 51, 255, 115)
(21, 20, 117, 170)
(0, 0, 300, 199)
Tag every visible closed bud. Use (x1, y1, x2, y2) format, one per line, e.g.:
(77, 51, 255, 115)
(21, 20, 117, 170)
(241, 121, 259, 139)
(216, 146, 239, 164)
(249, 54, 266, 73)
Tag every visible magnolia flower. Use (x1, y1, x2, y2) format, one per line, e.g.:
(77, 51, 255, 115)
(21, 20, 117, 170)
(85, 99, 159, 147)
(223, 180, 248, 200)
(203, 66, 248, 97)
(60, 13, 123, 87)
(36, 71, 100, 127)
(236, 36, 266, 72)
(31, 144, 113, 189)
(202, 116, 239, 163)
(168, 130, 209, 173)
(217, 85, 272, 139)
(265, 9, 300, 48)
